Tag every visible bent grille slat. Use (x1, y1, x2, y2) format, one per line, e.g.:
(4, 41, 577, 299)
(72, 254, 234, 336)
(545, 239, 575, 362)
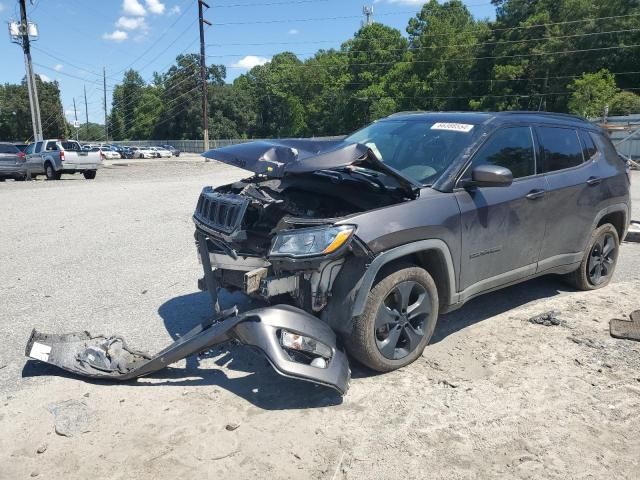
(193, 188, 249, 235)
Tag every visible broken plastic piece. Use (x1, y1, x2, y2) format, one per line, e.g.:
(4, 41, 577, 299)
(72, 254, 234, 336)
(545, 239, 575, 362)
(25, 305, 350, 395)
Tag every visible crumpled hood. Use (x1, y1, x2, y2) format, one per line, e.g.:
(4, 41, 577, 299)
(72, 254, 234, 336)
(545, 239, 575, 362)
(202, 138, 421, 196)
(202, 138, 368, 177)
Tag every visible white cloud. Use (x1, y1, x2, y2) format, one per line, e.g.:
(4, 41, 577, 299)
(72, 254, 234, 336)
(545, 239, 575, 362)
(103, 30, 129, 42)
(231, 55, 270, 69)
(145, 0, 165, 14)
(169, 5, 181, 15)
(288, 29, 299, 35)
(53, 64, 63, 72)
(38, 74, 52, 83)
(116, 16, 148, 30)
(122, 0, 146, 16)
(64, 109, 75, 116)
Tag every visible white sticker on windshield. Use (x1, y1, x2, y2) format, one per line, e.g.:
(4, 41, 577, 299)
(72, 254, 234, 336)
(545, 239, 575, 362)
(431, 122, 474, 133)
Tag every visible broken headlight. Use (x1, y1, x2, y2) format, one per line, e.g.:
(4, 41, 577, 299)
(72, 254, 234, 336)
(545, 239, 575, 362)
(269, 225, 354, 258)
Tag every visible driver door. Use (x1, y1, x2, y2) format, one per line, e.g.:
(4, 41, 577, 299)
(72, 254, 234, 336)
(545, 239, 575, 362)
(454, 126, 548, 298)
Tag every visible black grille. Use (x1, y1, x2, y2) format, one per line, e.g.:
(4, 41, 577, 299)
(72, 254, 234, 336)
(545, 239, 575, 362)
(193, 188, 249, 235)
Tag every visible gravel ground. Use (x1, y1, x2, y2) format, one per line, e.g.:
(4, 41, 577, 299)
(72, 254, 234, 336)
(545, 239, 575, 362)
(0, 163, 639, 480)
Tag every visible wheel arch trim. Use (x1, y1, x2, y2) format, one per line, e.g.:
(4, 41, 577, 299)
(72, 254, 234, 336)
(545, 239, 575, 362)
(590, 203, 630, 241)
(351, 239, 457, 318)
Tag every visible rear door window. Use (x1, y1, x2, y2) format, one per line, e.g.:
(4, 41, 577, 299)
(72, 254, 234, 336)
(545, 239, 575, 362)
(467, 126, 536, 179)
(537, 127, 584, 172)
(35, 142, 43, 153)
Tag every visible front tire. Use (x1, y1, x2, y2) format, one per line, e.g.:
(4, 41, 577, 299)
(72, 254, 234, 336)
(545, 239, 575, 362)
(83, 170, 97, 180)
(346, 264, 439, 372)
(45, 162, 61, 180)
(565, 223, 620, 290)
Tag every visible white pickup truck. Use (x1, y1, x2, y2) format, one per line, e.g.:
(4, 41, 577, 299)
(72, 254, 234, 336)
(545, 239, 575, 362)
(24, 139, 102, 180)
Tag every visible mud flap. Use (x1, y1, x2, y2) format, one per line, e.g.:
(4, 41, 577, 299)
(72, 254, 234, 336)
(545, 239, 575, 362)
(25, 305, 350, 395)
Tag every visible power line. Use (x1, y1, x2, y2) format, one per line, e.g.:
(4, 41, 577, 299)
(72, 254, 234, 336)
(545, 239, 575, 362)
(209, 11, 640, 28)
(32, 45, 124, 83)
(223, 44, 640, 69)
(113, 0, 195, 75)
(206, 70, 640, 88)
(214, 0, 329, 7)
(210, 10, 419, 26)
(205, 28, 640, 58)
(33, 62, 118, 90)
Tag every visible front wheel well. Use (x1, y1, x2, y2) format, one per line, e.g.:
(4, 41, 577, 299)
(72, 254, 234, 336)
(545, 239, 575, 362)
(597, 211, 626, 240)
(372, 249, 452, 309)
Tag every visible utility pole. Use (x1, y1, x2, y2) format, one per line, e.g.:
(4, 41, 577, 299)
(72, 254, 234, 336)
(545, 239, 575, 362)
(103, 67, 108, 142)
(362, 6, 374, 27)
(9, 0, 43, 141)
(84, 84, 89, 140)
(73, 97, 79, 141)
(198, 0, 211, 152)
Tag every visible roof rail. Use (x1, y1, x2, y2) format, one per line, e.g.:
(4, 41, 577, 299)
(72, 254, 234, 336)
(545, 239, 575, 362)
(500, 111, 590, 123)
(386, 111, 429, 118)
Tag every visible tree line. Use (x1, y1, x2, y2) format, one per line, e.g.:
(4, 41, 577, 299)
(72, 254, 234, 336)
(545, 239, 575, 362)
(1, 0, 639, 142)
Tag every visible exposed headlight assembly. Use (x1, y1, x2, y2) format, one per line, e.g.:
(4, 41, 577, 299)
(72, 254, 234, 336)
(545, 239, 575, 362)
(269, 225, 355, 258)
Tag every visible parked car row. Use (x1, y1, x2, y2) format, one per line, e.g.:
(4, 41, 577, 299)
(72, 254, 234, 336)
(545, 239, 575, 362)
(79, 143, 181, 159)
(1, 140, 184, 181)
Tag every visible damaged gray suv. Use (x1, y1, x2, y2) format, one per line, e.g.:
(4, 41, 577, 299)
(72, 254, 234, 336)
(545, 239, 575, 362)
(26, 112, 630, 395)
(193, 112, 630, 380)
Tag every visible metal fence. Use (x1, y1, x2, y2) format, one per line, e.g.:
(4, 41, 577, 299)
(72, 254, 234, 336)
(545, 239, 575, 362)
(109, 137, 345, 154)
(604, 115, 640, 160)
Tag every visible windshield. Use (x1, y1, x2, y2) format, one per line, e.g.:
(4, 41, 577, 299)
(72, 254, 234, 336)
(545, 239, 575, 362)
(344, 120, 479, 185)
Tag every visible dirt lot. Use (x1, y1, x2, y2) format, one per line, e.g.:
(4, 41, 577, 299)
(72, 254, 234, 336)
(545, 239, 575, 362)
(1, 161, 639, 479)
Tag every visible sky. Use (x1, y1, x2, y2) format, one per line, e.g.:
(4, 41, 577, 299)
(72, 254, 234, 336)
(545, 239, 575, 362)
(0, 0, 496, 125)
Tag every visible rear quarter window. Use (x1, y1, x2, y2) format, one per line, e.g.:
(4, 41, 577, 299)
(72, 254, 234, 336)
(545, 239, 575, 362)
(0, 144, 19, 154)
(537, 126, 584, 173)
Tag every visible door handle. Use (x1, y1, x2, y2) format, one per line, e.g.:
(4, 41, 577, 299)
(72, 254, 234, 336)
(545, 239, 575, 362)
(525, 189, 545, 200)
(586, 176, 601, 186)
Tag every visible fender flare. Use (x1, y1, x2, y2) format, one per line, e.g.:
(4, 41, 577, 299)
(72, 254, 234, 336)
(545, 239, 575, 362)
(590, 203, 630, 239)
(351, 239, 458, 318)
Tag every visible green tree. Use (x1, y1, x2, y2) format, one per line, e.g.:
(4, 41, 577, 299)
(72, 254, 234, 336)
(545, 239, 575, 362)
(568, 70, 618, 118)
(109, 69, 145, 140)
(609, 91, 640, 116)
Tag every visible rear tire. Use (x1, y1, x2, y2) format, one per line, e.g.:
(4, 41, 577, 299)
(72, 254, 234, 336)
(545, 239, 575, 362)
(83, 170, 97, 180)
(346, 263, 439, 372)
(45, 162, 60, 180)
(565, 223, 620, 290)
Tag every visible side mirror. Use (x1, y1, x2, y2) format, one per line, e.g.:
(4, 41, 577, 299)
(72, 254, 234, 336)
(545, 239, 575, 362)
(467, 164, 513, 188)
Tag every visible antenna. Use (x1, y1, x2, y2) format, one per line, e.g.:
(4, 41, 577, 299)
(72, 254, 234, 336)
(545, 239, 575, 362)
(362, 6, 373, 27)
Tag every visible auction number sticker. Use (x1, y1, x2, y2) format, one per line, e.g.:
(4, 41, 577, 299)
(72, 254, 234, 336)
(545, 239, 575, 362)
(431, 122, 474, 133)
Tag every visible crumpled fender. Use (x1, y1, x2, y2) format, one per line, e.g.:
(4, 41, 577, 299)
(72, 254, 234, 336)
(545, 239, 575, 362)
(25, 305, 350, 395)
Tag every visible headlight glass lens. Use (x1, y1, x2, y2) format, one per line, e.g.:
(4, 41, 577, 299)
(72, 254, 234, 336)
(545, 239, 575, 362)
(269, 225, 354, 258)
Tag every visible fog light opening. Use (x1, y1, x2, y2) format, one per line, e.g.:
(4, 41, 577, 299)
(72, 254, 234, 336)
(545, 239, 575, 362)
(279, 330, 332, 368)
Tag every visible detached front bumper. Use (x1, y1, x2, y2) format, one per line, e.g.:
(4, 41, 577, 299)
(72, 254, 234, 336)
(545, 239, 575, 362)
(23, 232, 351, 395)
(25, 304, 350, 395)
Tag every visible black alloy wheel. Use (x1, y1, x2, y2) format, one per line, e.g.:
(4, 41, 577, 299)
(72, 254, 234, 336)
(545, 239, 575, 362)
(588, 232, 617, 286)
(375, 280, 431, 360)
